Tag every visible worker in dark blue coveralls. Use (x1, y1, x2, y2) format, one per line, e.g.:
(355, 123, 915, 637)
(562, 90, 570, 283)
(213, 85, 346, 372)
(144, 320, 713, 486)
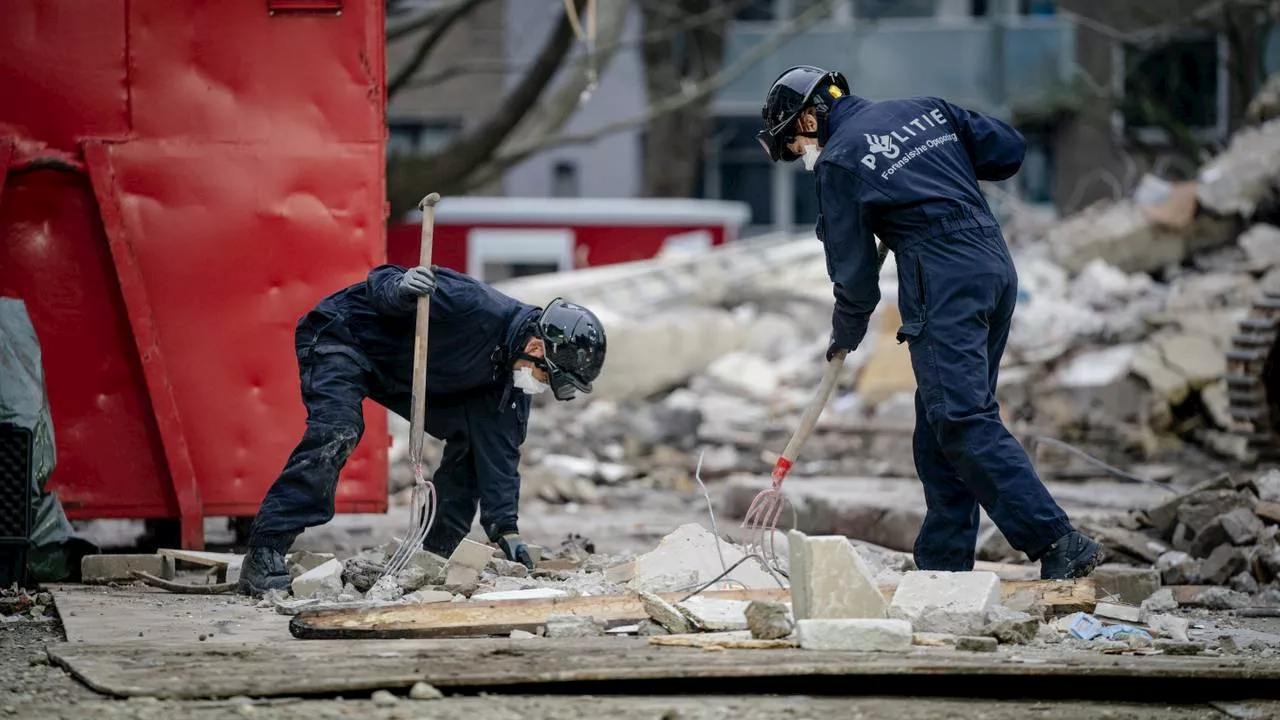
(757, 66, 1104, 580)
(237, 264, 607, 595)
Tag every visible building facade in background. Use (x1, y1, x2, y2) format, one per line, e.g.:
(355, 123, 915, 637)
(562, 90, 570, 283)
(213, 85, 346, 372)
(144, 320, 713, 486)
(388, 0, 1280, 234)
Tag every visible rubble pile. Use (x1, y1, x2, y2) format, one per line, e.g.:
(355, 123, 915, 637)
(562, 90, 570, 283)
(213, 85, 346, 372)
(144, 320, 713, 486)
(0, 586, 54, 624)
(1081, 468, 1280, 609)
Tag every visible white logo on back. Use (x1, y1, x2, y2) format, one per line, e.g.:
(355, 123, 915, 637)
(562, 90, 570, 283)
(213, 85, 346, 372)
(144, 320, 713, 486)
(860, 134, 900, 169)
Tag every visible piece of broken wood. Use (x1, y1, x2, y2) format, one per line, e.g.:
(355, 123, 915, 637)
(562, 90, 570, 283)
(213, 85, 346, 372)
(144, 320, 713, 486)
(130, 570, 237, 595)
(648, 632, 797, 650)
(291, 578, 1095, 640)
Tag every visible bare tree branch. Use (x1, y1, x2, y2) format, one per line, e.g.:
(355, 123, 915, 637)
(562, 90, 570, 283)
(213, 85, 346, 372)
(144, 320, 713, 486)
(387, 0, 483, 43)
(404, 61, 525, 90)
(387, 0, 492, 100)
(463, 0, 837, 190)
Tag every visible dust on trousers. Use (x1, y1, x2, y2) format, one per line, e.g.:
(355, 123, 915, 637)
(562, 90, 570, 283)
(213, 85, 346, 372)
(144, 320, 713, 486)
(247, 264, 537, 558)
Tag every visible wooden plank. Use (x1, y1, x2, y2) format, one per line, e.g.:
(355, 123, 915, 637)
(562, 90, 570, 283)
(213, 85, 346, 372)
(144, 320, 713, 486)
(49, 584, 290, 646)
(158, 549, 240, 568)
(648, 632, 798, 650)
(290, 580, 1095, 640)
(290, 588, 792, 639)
(48, 637, 1280, 700)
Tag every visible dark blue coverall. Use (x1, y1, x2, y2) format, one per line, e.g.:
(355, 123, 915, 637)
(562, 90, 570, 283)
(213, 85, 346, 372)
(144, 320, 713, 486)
(813, 95, 1074, 570)
(247, 265, 539, 558)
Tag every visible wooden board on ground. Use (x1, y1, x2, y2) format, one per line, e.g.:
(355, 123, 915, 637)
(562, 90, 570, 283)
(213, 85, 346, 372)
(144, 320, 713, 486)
(49, 637, 1280, 700)
(290, 580, 1095, 639)
(158, 549, 241, 568)
(648, 632, 798, 650)
(49, 584, 290, 646)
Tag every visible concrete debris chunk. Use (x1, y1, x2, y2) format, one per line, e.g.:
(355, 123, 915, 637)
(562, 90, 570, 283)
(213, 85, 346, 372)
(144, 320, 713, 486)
(407, 550, 448, 582)
(444, 539, 493, 587)
(370, 689, 398, 706)
(409, 681, 444, 700)
(1196, 116, 1280, 217)
(402, 589, 453, 604)
(81, 554, 175, 584)
(1200, 544, 1248, 586)
(486, 556, 530, 578)
(395, 564, 431, 592)
(1140, 588, 1178, 616)
(342, 555, 387, 593)
(291, 559, 344, 600)
(956, 636, 998, 653)
(1230, 571, 1260, 594)
(1147, 614, 1190, 643)
(1155, 550, 1199, 586)
(472, 588, 568, 601)
(629, 524, 776, 592)
(544, 613, 605, 638)
(639, 591, 692, 635)
(1184, 586, 1249, 610)
(1177, 490, 1255, 537)
(676, 597, 750, 632)
(1219, 507, 1265, 546)
(888, 571, 1000, 636)
(745, 600, 794, 640)
(1238, 223, 1280, 268)
(981, 605, 1039, 645)
(1092, 565, 1161, 606)
(796, 618, 912, 652)
(287, 551, 335, 578)
(1254, 469, 1280, 504)
(1094, 602, 1143, 623)
(787, 531, 887, 621)
(1156, 640, 1205, 656)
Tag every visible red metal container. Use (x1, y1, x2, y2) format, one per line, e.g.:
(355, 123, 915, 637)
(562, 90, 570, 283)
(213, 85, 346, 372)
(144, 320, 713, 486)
(387, 198, 751, 282)
(0, 0, 389, 548)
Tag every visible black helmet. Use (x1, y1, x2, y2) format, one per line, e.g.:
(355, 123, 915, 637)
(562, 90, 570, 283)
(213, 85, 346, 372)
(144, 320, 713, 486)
(531, 298, 606, 401)
(757, 65, 850, 162)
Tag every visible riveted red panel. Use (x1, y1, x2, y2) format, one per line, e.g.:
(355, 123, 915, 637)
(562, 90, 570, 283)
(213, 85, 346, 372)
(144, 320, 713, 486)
(0, 167, 175, 517)
(128, 0, 381, 144)
(87, 140, 387, 516)
(0, 4, 129, 153)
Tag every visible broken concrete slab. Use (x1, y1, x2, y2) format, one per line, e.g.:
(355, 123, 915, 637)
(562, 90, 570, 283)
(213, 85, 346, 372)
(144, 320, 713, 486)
(795, 618, 912, 652)
(888, 571, 1001, 636)
(1094, 602, 1143, 623)
(342, 556, 386, 593)
(544, 613, 604, 638)
(787, 531, 887, 621)
(291, 559, 344, 600)
(1092, 565, 1161, 605)
(288, 551, 335, 578)
(629, 523, 777, 592)
(981, 605, 1039, 645)
(1177, 490, 1255, 536)
(1220, 507, 1265, 545)
(1238, 223, 1280, 269)
(1201, 544, 1248, 585)
(1046, 200, 1195, 274)
(676, 596, 751, 632)
(745, 600, 794, 640)
(408, 550, 448, 582)
(638, 591, 692, 635)
(956, 635, 998, 653)
(1148, 613, 1191, 642)
(445, 539, 493, 587)
(81, 554, 175, 584)
(486, 557, 530, 579)
(1155, 551, 1199, 586)
(1196, 116, 1280, 217)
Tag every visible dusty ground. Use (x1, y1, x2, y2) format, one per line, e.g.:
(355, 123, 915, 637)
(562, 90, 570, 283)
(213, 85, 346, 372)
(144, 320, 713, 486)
(2, 620, 1279, 720)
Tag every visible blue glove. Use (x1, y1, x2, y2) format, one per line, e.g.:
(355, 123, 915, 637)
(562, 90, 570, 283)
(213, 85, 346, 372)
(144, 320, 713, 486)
(497, 533, 534, 569)
(398, 265, 437, 300)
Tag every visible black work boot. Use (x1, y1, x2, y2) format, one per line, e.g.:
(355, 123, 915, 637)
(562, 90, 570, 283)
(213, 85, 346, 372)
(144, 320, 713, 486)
(1038, 531, 1105, 580)
(237, 546, 292, 596)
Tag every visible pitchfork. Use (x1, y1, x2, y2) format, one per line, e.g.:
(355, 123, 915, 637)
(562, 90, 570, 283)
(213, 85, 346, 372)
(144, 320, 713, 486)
(740, 241, 890, 569)
(370, 192, 443, 599)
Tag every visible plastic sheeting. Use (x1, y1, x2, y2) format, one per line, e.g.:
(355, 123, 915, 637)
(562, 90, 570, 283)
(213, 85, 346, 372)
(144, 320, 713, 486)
(0, 298, 77, 581)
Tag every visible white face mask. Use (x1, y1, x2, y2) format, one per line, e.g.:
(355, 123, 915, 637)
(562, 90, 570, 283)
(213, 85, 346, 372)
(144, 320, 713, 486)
(801, 143, 822, 172)
(513, 366, 549, 395)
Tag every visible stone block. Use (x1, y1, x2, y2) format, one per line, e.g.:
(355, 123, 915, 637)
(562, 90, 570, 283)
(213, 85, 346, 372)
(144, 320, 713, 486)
(745, 601, 794, 640)
(639, 591, 692, 635)
(796, 618, 912, 652)
(1201, 544, 1247, 586)
(1176, 490, 1254, 536)
(408, 550, 449, 583)
(288, 551, 335, 578)
(544, 614, 604, 638)
(444, 539, 493, 586)
(1220, 508, 1264, 545)
(1140, 588, 1178, 616)
(81, 554, 175, 584)
(888, 571, 1000, 636)
(676, 597, 750, 632)
(956, 636, 998, 652)
(787, 531, 887, 621)
(1155, 551, 1198, 585)
(981, 605, 1039, 645)
(291, 559, 344, 600)
(1092, 565, 1161, 605)
(1094, 602, 1143, 623)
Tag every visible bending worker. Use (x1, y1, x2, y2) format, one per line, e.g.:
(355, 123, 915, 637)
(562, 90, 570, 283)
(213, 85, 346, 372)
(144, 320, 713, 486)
(239, 264, 606, 595)
(757, 65, 1103, 579)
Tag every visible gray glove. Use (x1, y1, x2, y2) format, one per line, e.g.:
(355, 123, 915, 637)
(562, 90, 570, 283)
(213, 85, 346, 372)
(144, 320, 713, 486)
(398, 265, 437, 300)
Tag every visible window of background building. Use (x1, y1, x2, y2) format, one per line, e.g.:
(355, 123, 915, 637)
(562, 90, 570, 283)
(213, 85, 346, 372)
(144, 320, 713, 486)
(551, 160, 580, 197)
(387, 118, 462, 156)
(702, 117, 775, 226)
(735, 0, 776, 21)
(1120, 34, 1221, 136)
(853, 0, 938, 20)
